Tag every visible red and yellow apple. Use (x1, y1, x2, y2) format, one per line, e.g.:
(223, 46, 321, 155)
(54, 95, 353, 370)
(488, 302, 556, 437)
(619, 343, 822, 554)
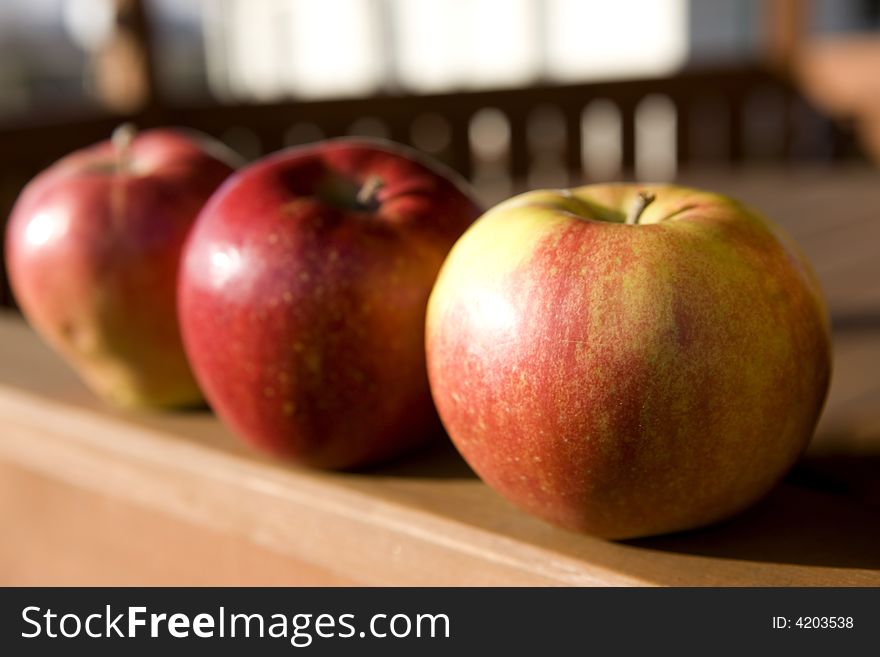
(426, 184, 831, 539)
(178, 139, 481, 469)
(5, 126, 239, 407)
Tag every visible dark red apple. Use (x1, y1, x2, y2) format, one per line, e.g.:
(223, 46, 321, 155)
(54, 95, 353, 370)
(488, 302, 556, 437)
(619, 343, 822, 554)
(178, 139, 481, 469)
(5, 125, 240, 407)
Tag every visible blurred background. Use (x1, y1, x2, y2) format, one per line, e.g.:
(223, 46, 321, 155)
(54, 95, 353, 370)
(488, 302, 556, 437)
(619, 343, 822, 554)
(1, 0, 879, 320)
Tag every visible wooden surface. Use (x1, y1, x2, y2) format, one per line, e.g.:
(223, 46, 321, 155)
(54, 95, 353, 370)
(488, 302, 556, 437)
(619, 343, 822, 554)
(1, 169, 880, 586)
(0, 464, 353, 586)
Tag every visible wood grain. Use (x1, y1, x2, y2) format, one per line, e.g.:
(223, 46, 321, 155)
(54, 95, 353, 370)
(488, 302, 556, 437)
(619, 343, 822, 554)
(0, 312, 878, 586)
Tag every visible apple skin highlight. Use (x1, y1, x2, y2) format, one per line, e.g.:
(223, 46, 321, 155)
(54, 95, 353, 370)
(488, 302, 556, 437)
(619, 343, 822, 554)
(426, 184, 832, 539)
(179, 140, 482, 469)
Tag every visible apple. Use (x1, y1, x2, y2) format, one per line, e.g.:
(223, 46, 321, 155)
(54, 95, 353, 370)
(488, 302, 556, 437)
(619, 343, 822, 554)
(426, 184, 831, 539)
(178, 139, 481, 469)
(5, 125, 240, 408)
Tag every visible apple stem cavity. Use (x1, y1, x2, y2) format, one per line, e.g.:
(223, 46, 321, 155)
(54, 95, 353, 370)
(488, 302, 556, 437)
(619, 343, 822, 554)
(625, 191, 656, 226)
(355, 175, 385, 211)
(112, 123, 138, 174)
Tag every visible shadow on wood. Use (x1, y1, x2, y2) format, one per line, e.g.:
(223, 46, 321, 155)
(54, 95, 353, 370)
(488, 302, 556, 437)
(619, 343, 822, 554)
(630, 428, 880, 571)
(363, 439, 477, 481)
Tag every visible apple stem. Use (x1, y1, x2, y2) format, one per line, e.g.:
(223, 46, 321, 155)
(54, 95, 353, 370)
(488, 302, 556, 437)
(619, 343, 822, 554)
(112, 123, 138, 173)
(356, 175, 385, 210)
(625, 191, 656, 225)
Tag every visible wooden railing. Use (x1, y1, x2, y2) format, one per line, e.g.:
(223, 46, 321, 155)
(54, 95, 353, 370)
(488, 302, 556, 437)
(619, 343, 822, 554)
(0, 65, 864, 307)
